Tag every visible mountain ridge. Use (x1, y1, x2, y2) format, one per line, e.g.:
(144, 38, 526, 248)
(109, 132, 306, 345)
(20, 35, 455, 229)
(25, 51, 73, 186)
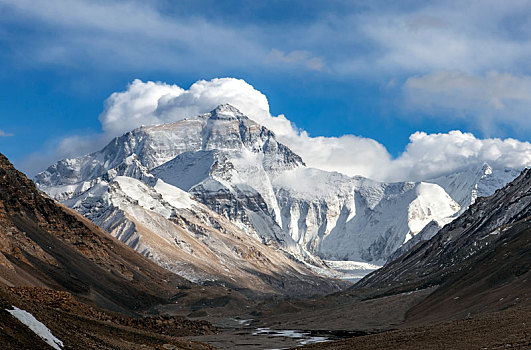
(35, 104, 527, 282)
(0, 152, 194, 313)
(352, 168, 530, 322)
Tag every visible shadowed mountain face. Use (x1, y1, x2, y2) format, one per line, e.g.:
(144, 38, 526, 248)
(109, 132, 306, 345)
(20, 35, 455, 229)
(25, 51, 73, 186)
(0, 152, 194, 313)
(354, 168, 530, 323)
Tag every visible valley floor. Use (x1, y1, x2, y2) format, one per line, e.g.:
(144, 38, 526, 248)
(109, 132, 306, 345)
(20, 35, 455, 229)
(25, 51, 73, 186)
(186, 287, 433, 349)
(2, 280, 529, 349)
(185, 306, 531, 350)
(297, 306, 531, 349)
(185, 285, 530, 350)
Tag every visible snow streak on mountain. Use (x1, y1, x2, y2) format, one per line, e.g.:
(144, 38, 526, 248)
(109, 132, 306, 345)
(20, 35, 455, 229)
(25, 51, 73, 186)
(35, 104, 525, 283)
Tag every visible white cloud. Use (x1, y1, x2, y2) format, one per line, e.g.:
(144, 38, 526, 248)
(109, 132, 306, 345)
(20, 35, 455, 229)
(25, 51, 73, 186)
(100, 78, 270, 136)
(21, 78, 531, 179)
(403, 71, 531, 132)
(0, 0, 266, 73)
(340, 1, 531, 75)
(278, 132, 392, 180)
(94, 78, 531, 182)
(0, 130, 13, 137)
(387, 131, 531, 182)
(5, 0, 531, 78)
(97, 78, 392, 179)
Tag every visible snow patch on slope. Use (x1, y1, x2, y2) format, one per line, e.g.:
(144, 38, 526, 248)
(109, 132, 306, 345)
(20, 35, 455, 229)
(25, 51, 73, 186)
(152, 150, 215, 191)
(7, 306, 64, 350)
(428, 164, 522, 211)
(112, 176, 174, 218)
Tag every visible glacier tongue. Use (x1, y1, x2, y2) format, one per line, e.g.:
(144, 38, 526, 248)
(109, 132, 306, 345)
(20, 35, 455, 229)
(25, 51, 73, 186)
(35, 104, 526, 282)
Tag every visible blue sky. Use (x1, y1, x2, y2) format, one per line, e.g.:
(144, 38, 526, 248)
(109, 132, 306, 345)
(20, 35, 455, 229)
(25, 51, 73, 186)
(0, 0, 530, 179)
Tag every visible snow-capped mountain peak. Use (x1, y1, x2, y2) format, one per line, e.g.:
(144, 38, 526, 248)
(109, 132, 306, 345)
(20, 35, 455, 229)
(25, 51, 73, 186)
(209, 103, 247, 120)
(427, 162, 522, 211)
(35, 105, 526, 283)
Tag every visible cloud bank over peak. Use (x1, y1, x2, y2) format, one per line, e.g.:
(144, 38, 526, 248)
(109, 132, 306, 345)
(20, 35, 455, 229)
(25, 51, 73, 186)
(101, 78, 271, 136)
(390, 131, 531, 181)
(34, 78, 531, 182)
(95, 78, 531, 182)
(99, 78, 394, 179)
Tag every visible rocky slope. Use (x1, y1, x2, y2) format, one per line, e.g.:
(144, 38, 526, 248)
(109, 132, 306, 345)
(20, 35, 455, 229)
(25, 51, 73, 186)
(0, 286, 216, 350)
(33, 119, 345, 297)
(227, 168, 530, 350)
(35, 104, 525, 274)
(63, 174, 344, 296)
(294, 169, 531, 349)
(0, 152, 203, 313)
(354, 168, 530, 322)
(297, 306, 530, 350)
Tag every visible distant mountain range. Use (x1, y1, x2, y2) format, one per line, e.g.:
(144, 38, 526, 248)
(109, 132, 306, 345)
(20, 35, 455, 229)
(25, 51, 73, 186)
(35, 104, 525, 286)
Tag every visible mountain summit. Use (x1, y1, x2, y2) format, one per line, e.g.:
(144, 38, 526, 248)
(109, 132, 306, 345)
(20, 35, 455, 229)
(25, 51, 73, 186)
(35, 105, 525, 285)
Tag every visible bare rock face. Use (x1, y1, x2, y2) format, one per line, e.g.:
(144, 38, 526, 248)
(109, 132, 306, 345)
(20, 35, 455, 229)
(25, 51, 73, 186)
(35, 104, 525, 278)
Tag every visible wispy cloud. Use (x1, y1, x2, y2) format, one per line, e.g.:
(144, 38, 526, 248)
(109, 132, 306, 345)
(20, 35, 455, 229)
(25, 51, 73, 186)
(3, 0, 531, 77)
(403, 71, 531, 133)
(335, 1, 531, 75)
(0, 0, 265, 72)
(0, 129, 13, 137)
(265, 49, 326, 71)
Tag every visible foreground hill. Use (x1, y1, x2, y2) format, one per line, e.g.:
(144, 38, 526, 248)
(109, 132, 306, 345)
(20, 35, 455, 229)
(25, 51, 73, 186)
(0, 286, 216, 350)
(0, 152, 238, 348)
(0, 153, 198, 313)
(297, 307, 530, 350)
(354, 168, 530, 323)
